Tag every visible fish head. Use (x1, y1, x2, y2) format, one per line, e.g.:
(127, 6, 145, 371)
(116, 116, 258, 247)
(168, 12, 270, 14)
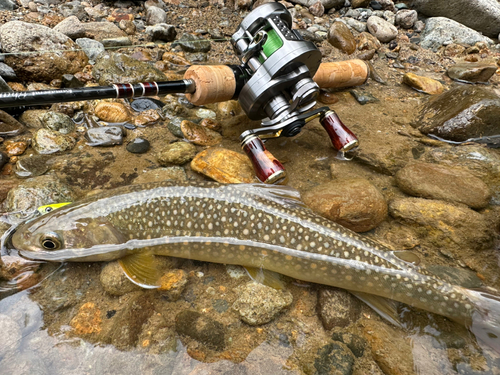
(8, 204, 128, 262)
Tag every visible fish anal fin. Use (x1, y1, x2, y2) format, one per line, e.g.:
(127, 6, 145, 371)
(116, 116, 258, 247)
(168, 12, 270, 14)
(244, 266, 285, 290)
(393, 251, 421, 265)
(118, 252, 161, 289)
(350, 290, 401, 328)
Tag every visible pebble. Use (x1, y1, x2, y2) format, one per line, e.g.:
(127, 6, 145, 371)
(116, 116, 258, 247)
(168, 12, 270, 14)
(0, 109, 25, 137)
(232, 282, 293, 326)
(199, 118, 222, 132)
(146, 5, 167, 25)
(350, 89, 379, 105)
(15, 155, 50, 178)
(395, 162, 491, 209)
(446, 62, 497, 83)
(395, 9, 417, 29)
(145, 23, 177, 42)
(134, 109, 161, 127)
(32, 128, 77, 154)
(5, 140, 28, 157)
(309, 1, 324, 17)
(118, 20, 136, 35)
(327, 21, 357, 55)
(0, 314, 22, 358)
(0, 62, 16, 80)
(18, 110, 47, 129)
(40, 111, 75, 134)
(94, 101, 132, 123)
(195, 108, 217, 120)
(126, 138, 150, 154)
(175, 310, 226, 351)
(217, 100, 241, 119)
(167, 117, 185, 138)
(53, 15, 86, 39)
(180, 120, 222, 146)
(82, 21, 128, 41)
(314, 342, 354, 375)
(4, 174, 75, 212)
(402, 72, 444, 95)
(85, 126, 125, 147)
(133, 167, 187, 184)
(351, 0, 370, 9)
(101, 37, 132, 48)
(157, 269, 188, 301)
(366, 16, 398, 43)
(317, 288, 362, 330)
(131, 98, 164, 112)
(61, 74, 84, 88)
(157, 141, 197, 166)
(173, 33, 211, 53)
(100, 261, 142, 296)
(190, 147, 257, 183)
(345, 18, 367, 33)
(331, 332, 367, 358)
(357, 31, 381, 51)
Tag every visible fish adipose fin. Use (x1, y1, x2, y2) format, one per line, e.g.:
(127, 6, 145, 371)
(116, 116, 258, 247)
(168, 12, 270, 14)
(118, 251, 161, 289)
(244, 266, 285, 290)
(350, 291, 402, 328)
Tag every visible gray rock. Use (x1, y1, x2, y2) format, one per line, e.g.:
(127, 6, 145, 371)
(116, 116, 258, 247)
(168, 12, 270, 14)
(175, 310, 226, 350)
(346, 18, 367, 33)
(0, 314, 21, 358)
(317, 288, 361, 330)
(157, 141, 197, 166)
(395, 9, 417, 29)
(232, 282, 293, 325)
(53, 15, 86, 39)
(76, 38, 105, 64)
(420, 17, 493, 52)
(0, 62, 16, 80)
(58, 1, 85, 19)
(101, 37, 132, 48)
(331, 332, 367, 358)
(446, 63, 497, 83)
(286, 0, 344, 9)
(126, 137, 150, 154)
(350, 89, 379, 105)
(0, 76, 12, 92)
(40, 111, 75, 134)
(314, 342, 355, 375)
(366, 16, 398, 42)
(382, 9, 395, 25)
(100, 261, 142, 296)
(85, 126, 125, 147)
(145, 23, 177, 42)
(0, 109, 24, 136)
(0, 0, 16, 10)
(32, 129, 77, 154)
(5, 174, 75, 212)
(173, 33, 211, 53)
(82, 21, 128, 41)
(146, 6, 167, 25)
(413, 0, 500, 38)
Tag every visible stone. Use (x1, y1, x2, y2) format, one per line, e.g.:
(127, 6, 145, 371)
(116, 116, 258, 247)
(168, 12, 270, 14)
(0, 62, 16, 80)
(366, 16, 398, 43)
(190, 147, 257, 184)
(134, 109, 161, 126)
(0, 0, 16, 10)
(0, 151, 9, 172)
(173, 33, 211, 53)
(82, 22, 128, 41)
(284, 0, 343, 9)
(126, 138, 150, 154)
(350, 89, 379, 105)
(130, 98, 164, 112)
(327, 21, 357, 55)
(232, 282, 293, 326)
(346, 18, 367, 33)
(395, 162, 491, 209)
(309, 1, 324, 17)
(32, 128, 77, 154)
(40, 111, 75, 134)
(402, 73, 444, 95)
(413, 86, 500, 142)
(157, 141, 197, 166)
(133, 167, 187, 184)
(413, 0, 500, 38)
(85, 126, 125, 147)
(357, 31, 381, 51)
(317, 288, 362, 330)
(395, 9, 417, 29)
(0, 21, 88, 82)
(101, 37, 132, 48)
(351, 0, 370, 8)
(420, 17, 493, 52)
(146, 6, 167, 25)
(314, 342, 355, 375)
(59, 1, 85, 18)
(180, 120, 222, 146)
(75, 38, 105, 64)
(145, 23, 177, 42)
(331, 332, 367, 358)
(157, 269, 188, 301)
(175, 310, 226, 351)
(446, 63, 497, 83)
(0, 314, 21, 358)
(15, 155, 50, 178)
(100, 261, 142, 296)
(0, 109, 25, 137)
(53, 15, 86, 39)
(4, 141, 28, 157)
(18, 110, 48, 129)
(119, 20, 136, 35)
(4, 174, 75, 212)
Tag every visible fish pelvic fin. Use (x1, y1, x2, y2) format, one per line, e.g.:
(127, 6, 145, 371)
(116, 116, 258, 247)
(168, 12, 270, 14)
(244, 266, 285, 290)
(350, 291, 402, 328)
(118, 251, 161, 289)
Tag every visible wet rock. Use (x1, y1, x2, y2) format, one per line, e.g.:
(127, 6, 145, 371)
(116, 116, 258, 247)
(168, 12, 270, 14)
(146, 5, 167, 25)
(158, 269, 188, 301)
(0, 76, 12, 93)
(173, 33, 211, 53)
(317, 288, 362, 330)
(53, 15, 86, 39)
(232, 282, 293, 326)
(134, 109, 161, 126)
(93, 53, 167, 85)
(0, 314, 21, 358)
(318, 91, 339, 105)
(32, 128, 77, 154)
(357, 31, 381, 51)
(359, 319, 415, 375)
(181, 120, 222, 146)
(420, 17, 493, 52)
(0, 21, 88, 82)
(327, 21, 357, 55)
(350, 89, 379, 105)
(331, 332, 367, 358)
(446, 63, 497, 83)
(367, 16, 398, 43)
(426, 265, 483, 289)
(131, 98, 164, 112)
(190, 147, 257, 183)
(217, 101, 241, 119)
(15, 155, 50, 178)
(134, 167, 187, 184)
(40, 111, 75, 134)
(414, 86, 500, 142)
(95, 101, 132, 123)
(100, 261, 142, 296)
(402, 73, 444, 95)
(126, 138, 150, 154)
(167, 117, 185, 138)
(5, 140, 28, 157)
(85, 126, 125, 147)
(195, 108, 217, 120)
(395, 162, 491, 209)
(61, 73, 84, 88)
(145, 23, 177, 42)
(314, 342, 354, 375)
(303, 178, 387, 232)
(157, 141, 197, 166)
(0, 151, 8, 171)
(389, 197, 494, 253)
(413, 0, 500, 38)
(18, 110, 47, 130)
(4, 174, 75, 212)
(175, 310, 226, 351)
(136, 314, 177, 354)
(395, 9, 417, 29)
(376, 0, 395, 11)
(0, 109, 25, 137)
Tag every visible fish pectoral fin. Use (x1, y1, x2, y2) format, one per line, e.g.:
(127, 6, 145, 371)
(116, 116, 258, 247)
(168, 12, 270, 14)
(393, 251, 421, 265)
(244, 266, 285, 290)
(118, 252, 161, 289)
(350, 291, 402, 328)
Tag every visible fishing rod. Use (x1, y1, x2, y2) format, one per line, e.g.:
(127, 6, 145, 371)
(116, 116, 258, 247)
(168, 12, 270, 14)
(0, 3, 369, 184)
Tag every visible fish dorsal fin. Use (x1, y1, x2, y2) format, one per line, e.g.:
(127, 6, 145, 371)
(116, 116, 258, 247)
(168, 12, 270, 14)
(244, 266, 285, 290)
(393, 251, 421, 265)
(118, 252, 161, 289)
(235, 184, 308, 209)
(350, 291, 402, 328)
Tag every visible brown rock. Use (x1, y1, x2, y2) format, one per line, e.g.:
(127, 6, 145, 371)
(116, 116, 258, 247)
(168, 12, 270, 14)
(133, 167, 187, 184)
(134, 109, 161, 126)
(0, 110, 25, 137)
(351, 0, 370, 8)
(100, 261, 142, 296)
(4, 141, 28, 157)
(395, 162, 491, 209)
(302, 178, 388, 232)
(190, 147, 257, 183)
(317, 288, 361, 330)
(309, 1, 325, 17)
(328, 21, 357, 55)
(70, 302, 102, 335)
(357, 32, 381, 51)
(158, 269, 188, 301)
(0, 179, 18, 203)
(157, 141, 197, 166)
(180, 120, 222, 146)
(94, 102, 132, 123)
(446, 63, 497, 83)
(119, 20, 136, 35)
(199, 118, 222, 132)
(402, 73, 444, 95)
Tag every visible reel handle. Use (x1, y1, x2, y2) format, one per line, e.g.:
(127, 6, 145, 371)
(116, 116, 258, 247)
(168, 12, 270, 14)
(320, 110, 359, 152)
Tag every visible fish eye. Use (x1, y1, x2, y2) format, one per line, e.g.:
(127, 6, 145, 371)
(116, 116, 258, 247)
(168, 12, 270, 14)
(40, 233, 62, 250)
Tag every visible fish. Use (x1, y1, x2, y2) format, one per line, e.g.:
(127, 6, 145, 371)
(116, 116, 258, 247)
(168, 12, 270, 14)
(5, 180, 500, 351)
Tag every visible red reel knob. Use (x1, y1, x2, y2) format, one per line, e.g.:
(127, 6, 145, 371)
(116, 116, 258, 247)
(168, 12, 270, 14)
(241, 135, 287, 185)
(320, 110, 359, 152)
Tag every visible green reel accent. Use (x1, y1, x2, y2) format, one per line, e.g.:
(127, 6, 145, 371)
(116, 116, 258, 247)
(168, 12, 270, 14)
(262, 29, 283, 57)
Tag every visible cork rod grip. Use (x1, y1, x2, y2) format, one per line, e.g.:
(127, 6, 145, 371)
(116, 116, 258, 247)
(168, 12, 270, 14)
(313, 59, 369, 89)
(184, 65, 237, 106)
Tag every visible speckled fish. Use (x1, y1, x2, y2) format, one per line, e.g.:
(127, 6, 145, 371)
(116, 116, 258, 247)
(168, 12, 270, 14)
(5, 181, 500, 351)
